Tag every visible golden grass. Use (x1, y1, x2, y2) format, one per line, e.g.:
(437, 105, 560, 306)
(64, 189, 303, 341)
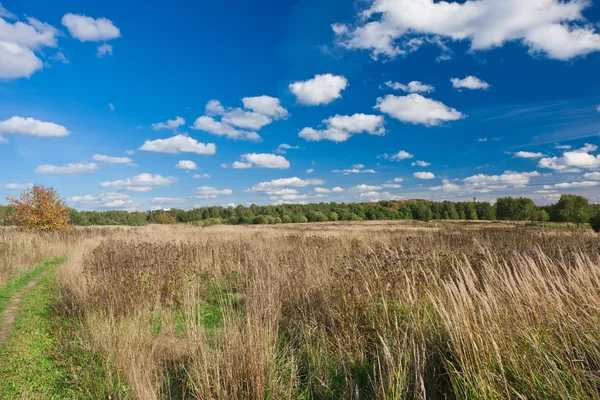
(2, 223, 599, 399)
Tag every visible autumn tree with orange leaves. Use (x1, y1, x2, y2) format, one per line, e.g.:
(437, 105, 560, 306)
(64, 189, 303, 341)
(7, 185, 71, 231)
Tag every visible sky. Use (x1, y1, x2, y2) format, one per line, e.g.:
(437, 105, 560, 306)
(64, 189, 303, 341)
(1, 0, 600, 211)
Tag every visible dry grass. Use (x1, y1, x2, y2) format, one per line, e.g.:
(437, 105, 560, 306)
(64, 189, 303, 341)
(2, 223, 600, 399)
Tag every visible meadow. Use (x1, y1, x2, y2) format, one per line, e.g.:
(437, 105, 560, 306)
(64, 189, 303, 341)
(0, 221, 599, 399)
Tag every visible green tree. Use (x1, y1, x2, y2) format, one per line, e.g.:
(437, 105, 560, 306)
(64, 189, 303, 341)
(555, 194, 590, 227)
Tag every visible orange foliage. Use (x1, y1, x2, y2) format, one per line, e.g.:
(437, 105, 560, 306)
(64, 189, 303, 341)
(7, 185, 71, 231)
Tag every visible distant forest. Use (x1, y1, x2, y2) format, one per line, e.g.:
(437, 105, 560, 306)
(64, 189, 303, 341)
(1, 194, 599, 230)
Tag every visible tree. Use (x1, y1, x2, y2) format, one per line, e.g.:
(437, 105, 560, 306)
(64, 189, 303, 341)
(555, 194, 590, 227)
(590, 214, 600, 233)
(6, 185, 70, 231)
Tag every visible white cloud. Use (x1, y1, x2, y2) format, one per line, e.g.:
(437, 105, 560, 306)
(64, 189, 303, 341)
(389, 177, 404, 183)
(193, 173, 210, 179)
(332, 186, 344, 193)
(384, 80, 434, 93)
(36, 162, 98, 175)
(125, 150, 135, 155)
(108, 103, 115, 111)
(195, 97, 287, 141)
(93, 154, 132, 164)
(242, 96, 289, 119)
(514, 151, 545, 159)
(96, 43, 112, 58)
(152, 197, 186, 205)
(382, 183, 402, 189)
(380, 150, 413, 161)
(451, 76, 490, 90)
(0, 10, 60, 78)
(538, 143, 600, 172)
(61, 14, 120, 42)
(306, 168, 314, 174)
(359, 191, 401, 202)
(351, 184, 383, 192)
(464, 171, 540, 189)
(289, 73, 348, 105)
(314, 187, 331, 194)
(414, 172, 436, 180)
(139, 134, 216, 155)
(152, 116, 185, 131)
(71, 192, 135, 210)
(332, 0, 600, 60)
(411, 160, 431, 167)
(430, 179, 461, 192)
(0, 4, 15, 19)
(583, 172, 600, 180)
(175, 160, 198, 170)
(299, 113, 385, 142)
(195, 186, 232, 199)
(477, 137, 488, 142)
(233, 153, 290, 169)
(0, 116, 69, 137)
(2, 183, 33, 190)
(277, 143, 300, 154)
(544, 181, 600, 189)
(375, 94, 464, 127)
(555, 144, 572, 150)
(100, 173, 178, 192)
(248, 177, 325, 192)
(332, 164, 376, 175)
(192, 116, 261, 141)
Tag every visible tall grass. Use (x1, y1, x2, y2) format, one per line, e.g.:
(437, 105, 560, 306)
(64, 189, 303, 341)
(9, 223, 600, 399)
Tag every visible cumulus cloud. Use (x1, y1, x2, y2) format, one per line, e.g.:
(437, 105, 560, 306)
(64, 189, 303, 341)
(384, 80, 434, 93)
(0, 9, 59, 78)
(232, 153, 290, 169)
(289, 73, 348, 105)
(414, 172, 436, 180)
(382, 183, 402, 189)
(451, 76, 490, 90)
(332, 187, 344, 193)
(583, 172, 600, 180)
(248, 177, 325, 193)
(175, 160, 198, 170)
(332, 0, 600, 60)
(152, 116, 185, 131)
(430, 179, 461, 192)
(332, 164, 376, 175)
(299, 113, 385, 142)
(359, 191, 401, 202)
(99, 173, 178, 192)
(242, 96, 289, 119)
(96, 43, 112, 58)
(375, 94, 464, 127)
(379, 150, 413, 161)
(0, 116, 69, 137)
(464, 171, 540, 189)
(193, 173, 210, 179)
(139, 134, 216, 155)
(193, 97, 287, 141)
(314, 187, 331, 194)
(514, 151, 545, 159)
(389, 177, 404, 183)
(411, 160, 431, 167)
(538, 143, 600, 172)
(71, 192, 135, 210)
(2, 183, 33, 190)
(195, 186, 232, 199)
(61, 14, 120, 42)
(543, 181, 600, 189)
(276, 143, 300, 154)
(36, 162, 98, 175)
(93, 154, 132, 164)
(351, 184, 383, 192)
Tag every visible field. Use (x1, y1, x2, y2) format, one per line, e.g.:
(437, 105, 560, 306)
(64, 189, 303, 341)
(0, 222, 599, 399)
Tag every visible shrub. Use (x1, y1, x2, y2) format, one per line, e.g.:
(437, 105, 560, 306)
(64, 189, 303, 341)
(281, 215, 292, 224)
(328, 212, 339, 222)
(238, 216, 254, 225)
(6, 185, 70, 231)
(590, 214, 600, 232)
(150, 212, 176, 224)
(292, 215, 308, 223)
(308, 211, 328, 222)
(203, 218, 222, 227)
(253, 215, 269, 225)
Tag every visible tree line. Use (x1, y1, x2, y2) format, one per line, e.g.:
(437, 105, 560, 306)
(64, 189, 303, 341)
(2, 190, 598, 231)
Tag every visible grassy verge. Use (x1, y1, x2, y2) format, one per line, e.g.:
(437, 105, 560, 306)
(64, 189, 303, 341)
(0, 258, 130, 399)
(0, 257, 65, 314)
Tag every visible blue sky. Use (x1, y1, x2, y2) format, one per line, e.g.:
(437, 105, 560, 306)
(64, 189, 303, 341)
(1, 0, 600, 211)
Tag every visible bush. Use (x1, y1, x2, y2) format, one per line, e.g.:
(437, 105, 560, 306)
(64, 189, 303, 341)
(308, 211, 328, 222)
(7, 185, 70, 231)
(328, 212, 339, 222)
(150, 212, 177, 225)
(590, 214, 600, 232)
(292, 215, 308, 223)
(253, 215, 269, 225)
(203, 218, 222, 227)
(281, 215, 292, 224)
(238, 216, 253, 225)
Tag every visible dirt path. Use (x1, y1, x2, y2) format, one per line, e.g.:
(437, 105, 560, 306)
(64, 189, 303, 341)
(0, 272, 47, 348)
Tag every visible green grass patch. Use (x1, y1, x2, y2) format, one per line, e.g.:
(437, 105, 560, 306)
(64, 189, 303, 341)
(0, 258, 131, 399)
(0, 257, 65, 314)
